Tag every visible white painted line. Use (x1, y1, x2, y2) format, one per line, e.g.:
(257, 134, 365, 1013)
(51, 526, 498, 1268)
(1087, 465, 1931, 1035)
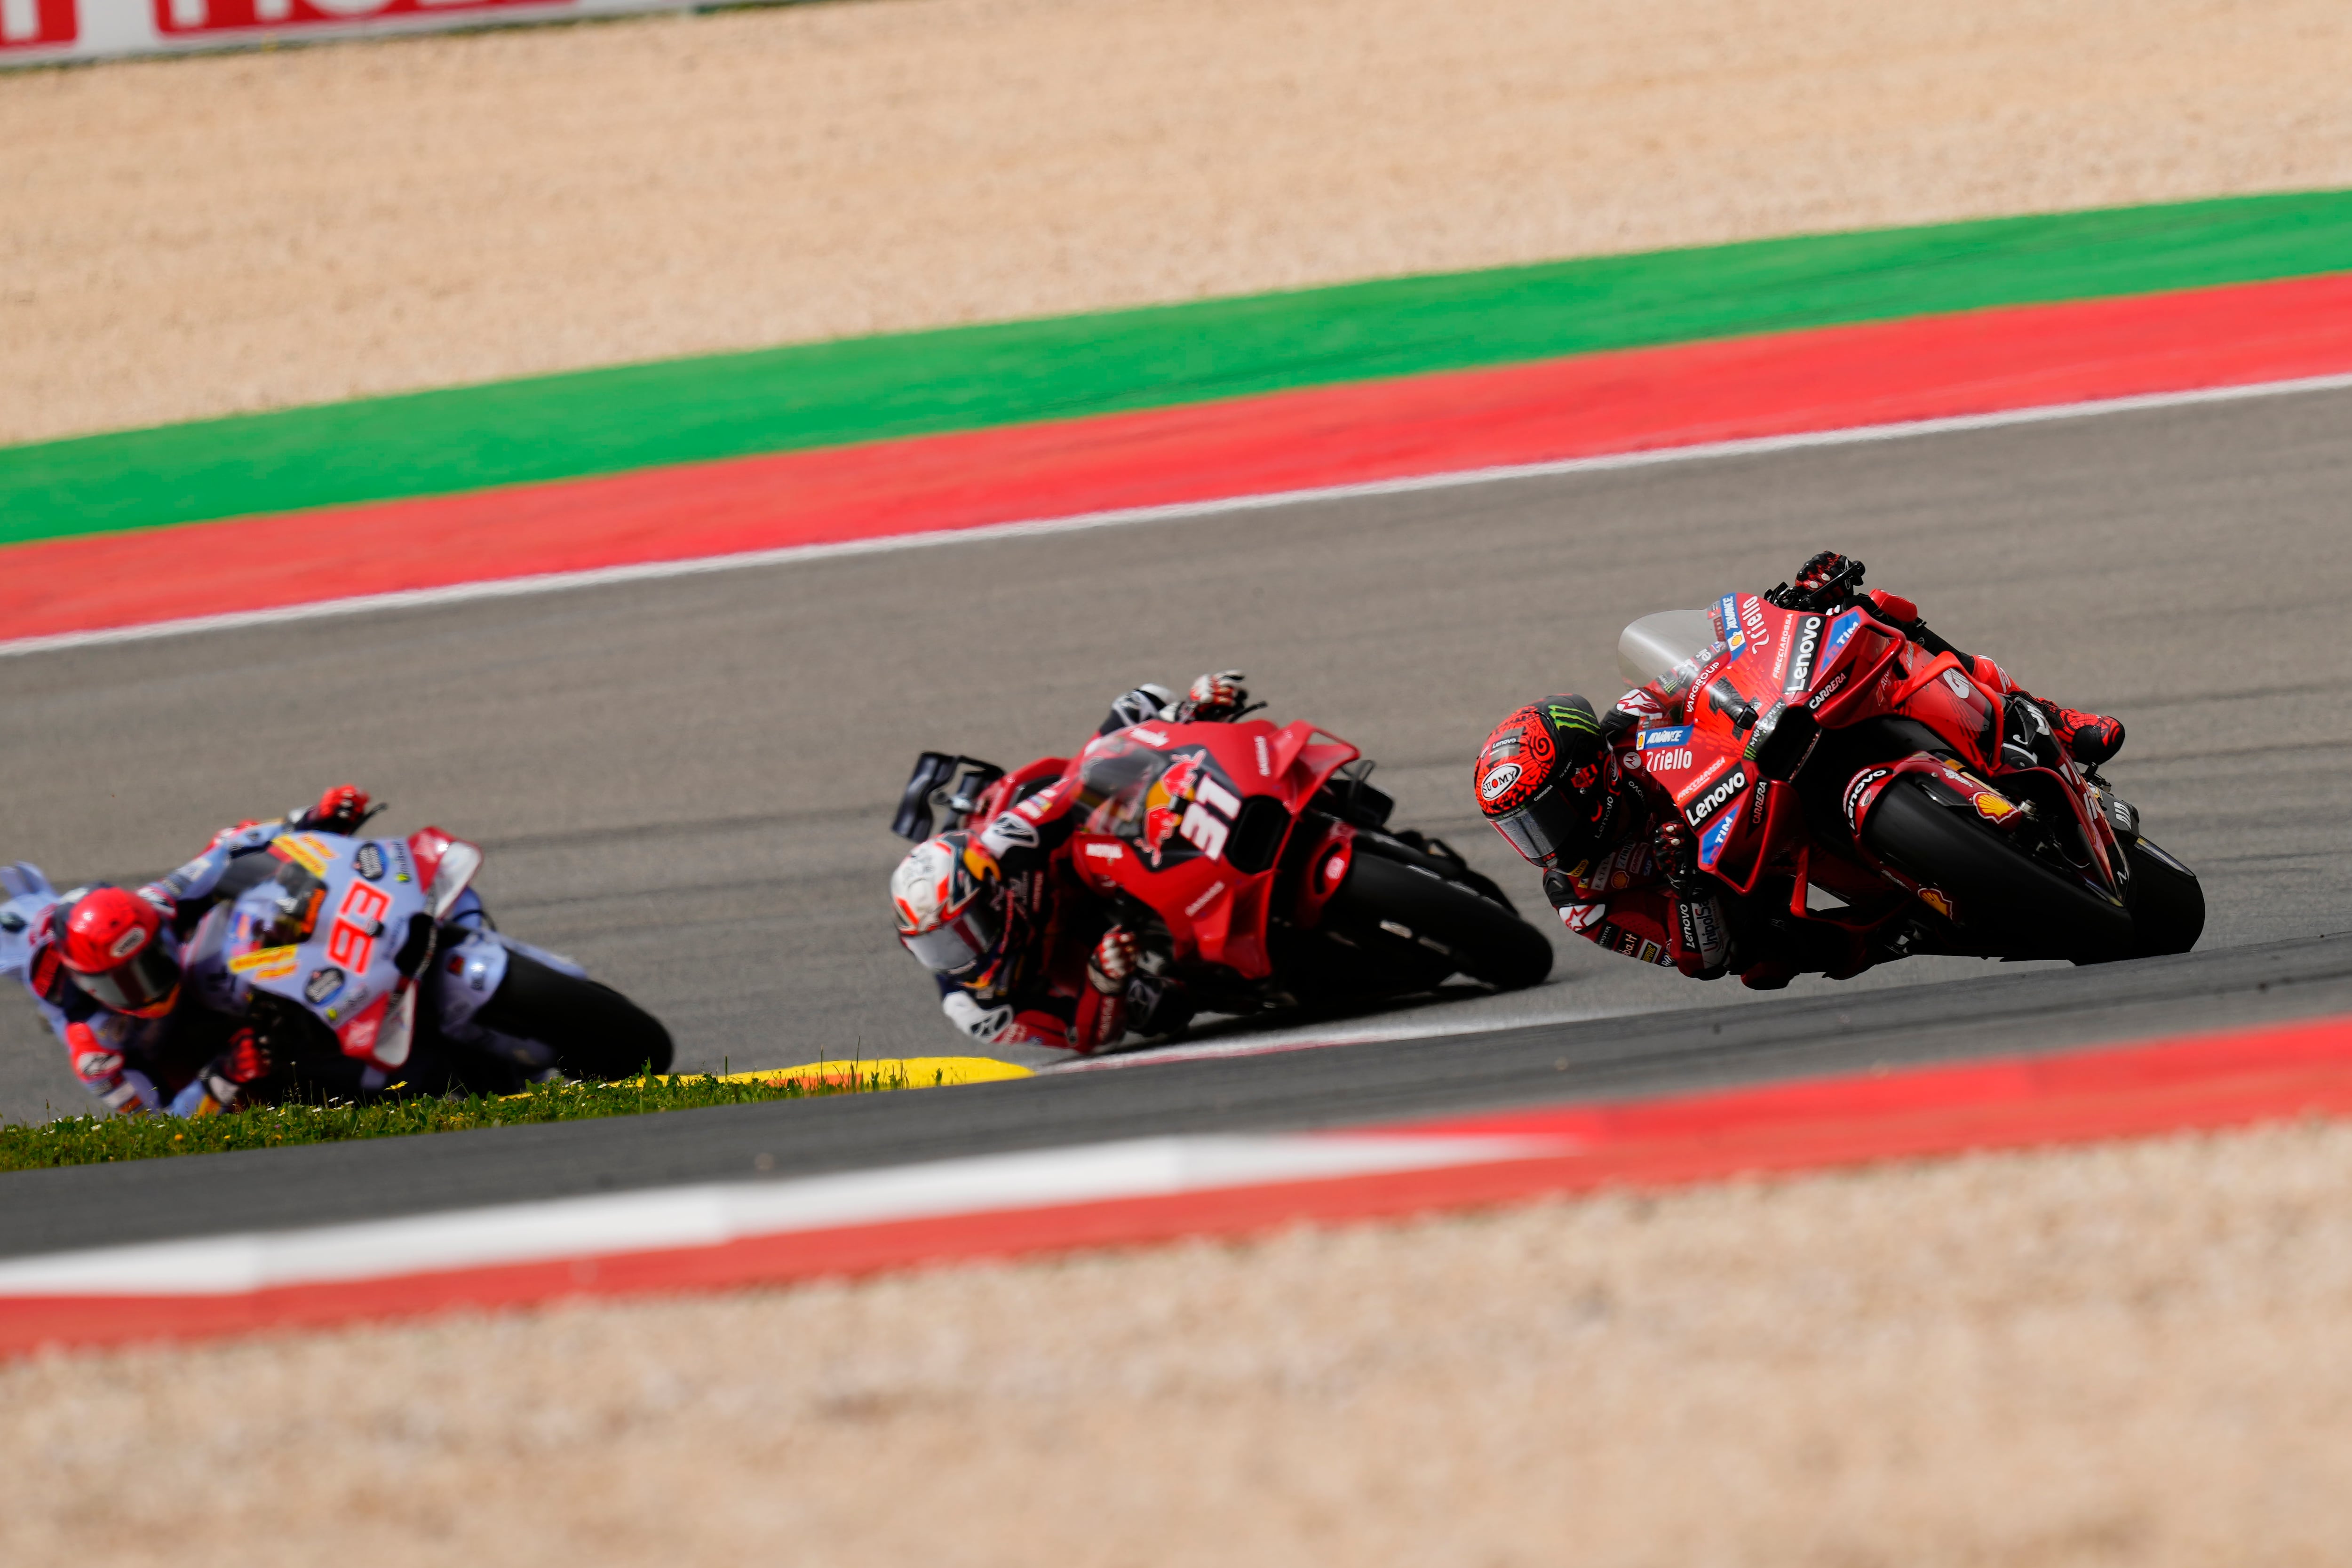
(8, 368, 2351, 663)
(0, 1131, 1555, 1299)
(1047, 1003, 1644, 1072)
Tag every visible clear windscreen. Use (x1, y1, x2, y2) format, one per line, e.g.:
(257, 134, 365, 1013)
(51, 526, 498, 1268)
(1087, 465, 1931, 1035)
(1077, 739, 1174, 841)
(1617, 609, 1720, 688)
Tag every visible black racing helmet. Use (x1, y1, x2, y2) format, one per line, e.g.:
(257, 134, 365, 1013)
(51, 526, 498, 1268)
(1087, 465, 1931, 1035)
(1472, 694, 1620, 871)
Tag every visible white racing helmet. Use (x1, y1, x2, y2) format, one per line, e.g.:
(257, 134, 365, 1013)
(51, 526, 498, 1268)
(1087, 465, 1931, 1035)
(890, 832, 1003, 977)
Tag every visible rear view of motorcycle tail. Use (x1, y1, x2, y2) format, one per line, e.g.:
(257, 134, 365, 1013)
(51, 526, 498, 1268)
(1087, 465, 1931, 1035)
(192, 827, 673, 1103)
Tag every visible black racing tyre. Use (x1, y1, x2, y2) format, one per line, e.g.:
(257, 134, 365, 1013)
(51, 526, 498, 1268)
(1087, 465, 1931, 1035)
(474, 952, 675, 1080)
(2122, 836, 2205, 958)
(1322, 850, 1554, 991)
(1861, 780, 2134, 963)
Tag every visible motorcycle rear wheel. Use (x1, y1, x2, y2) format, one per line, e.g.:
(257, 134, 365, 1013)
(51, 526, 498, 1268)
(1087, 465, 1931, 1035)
(1861, 780, 2135, 963)
(1320, 851, 1554, 992)
(475, 952, 676, 1080)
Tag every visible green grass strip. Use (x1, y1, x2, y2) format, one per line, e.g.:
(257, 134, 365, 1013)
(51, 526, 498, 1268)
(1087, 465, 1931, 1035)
(0, 1067, 934, 1172)
(7, 188, 2352, 546)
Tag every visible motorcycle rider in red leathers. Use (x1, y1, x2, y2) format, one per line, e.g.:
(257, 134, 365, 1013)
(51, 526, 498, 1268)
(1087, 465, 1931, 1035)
(1471, 553, 2127, 990)
(889, 674, 1247, 1053)
(2, 785, 373, 1115)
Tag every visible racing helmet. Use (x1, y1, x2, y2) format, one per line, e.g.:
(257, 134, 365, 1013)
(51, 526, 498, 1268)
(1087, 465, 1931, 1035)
(1473, 695, 1621, 871)
(890, 832, 1005, 977)
(52, 885, 181, 1019)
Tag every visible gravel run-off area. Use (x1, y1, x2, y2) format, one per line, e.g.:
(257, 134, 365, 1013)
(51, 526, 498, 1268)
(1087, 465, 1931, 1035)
(6, 0, 2352, 444)
(10, 1121, 2352, 1566)
(9, 2, 2352, 1558)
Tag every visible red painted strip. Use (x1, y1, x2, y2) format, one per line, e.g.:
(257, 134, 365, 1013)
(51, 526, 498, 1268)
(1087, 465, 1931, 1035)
(5, 1011, 2349, 1358)
(12, 272, 2352, 643)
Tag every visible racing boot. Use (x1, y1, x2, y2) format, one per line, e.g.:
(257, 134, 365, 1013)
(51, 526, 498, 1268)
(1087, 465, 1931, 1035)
(2035, 700, 2126, 767)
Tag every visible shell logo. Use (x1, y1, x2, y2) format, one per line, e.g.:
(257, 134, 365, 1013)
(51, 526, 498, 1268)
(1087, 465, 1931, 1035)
(1974, 792, 2018, 823)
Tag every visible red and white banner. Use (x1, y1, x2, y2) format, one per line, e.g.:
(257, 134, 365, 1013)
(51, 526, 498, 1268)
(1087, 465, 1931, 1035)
(2, 0, 697, 63)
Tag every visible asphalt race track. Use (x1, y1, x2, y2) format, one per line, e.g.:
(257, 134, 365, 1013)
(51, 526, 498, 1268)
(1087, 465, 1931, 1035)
(3, 385, 2349, 1225)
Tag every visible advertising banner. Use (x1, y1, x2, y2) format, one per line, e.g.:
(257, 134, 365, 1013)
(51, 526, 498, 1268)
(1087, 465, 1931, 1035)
(3, 0, 700, 64)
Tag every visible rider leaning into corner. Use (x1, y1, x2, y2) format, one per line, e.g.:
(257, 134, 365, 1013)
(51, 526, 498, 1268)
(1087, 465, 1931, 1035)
(1471, 551, 2130, 991)
(0, 785, 373, 1116)
(889, 672, 1251, 1055)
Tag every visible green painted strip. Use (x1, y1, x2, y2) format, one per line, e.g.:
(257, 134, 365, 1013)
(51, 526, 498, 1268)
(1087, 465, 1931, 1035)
(8, 189, 2352, 546)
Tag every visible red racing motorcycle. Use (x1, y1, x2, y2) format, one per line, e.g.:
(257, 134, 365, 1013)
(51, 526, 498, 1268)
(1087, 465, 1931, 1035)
(893, 716, 1553, 1023)
(1616, 577, 2203, 967)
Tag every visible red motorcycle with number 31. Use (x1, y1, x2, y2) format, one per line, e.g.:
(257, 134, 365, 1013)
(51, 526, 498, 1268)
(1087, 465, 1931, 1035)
(895, 713, 1553, 1025)
(1613, 581, 2203, 967)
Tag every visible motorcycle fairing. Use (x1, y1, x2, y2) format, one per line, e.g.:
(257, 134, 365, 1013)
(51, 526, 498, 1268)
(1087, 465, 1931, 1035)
(1070, 718, 1360, 978)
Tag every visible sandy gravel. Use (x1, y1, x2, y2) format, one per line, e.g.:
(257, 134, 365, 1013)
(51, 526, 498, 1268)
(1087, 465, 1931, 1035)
(5, 0, 2352, 445)
(9, 1120, 2352, 1565)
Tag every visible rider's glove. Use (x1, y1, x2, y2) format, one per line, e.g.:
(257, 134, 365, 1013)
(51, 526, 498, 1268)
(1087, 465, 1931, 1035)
(1765, 551, 1866, 611)
(1087, 927, 1140, 995)
(1652, 820, 1706, 899)
(199, 1027, 271, 1113)
(295, 784, 371, 834)
(1175, 670, 1249, 722)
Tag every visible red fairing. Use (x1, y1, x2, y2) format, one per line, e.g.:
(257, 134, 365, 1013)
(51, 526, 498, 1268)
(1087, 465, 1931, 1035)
(1582, 589, 2127, 977)
(1067, 717, 1359, 980)
(407, 827, 457, 890)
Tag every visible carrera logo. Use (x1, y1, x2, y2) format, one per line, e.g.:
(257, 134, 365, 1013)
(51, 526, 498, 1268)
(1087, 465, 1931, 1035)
(1784, 615, 1823, 695)
(1683, 766, 1748, 828)
(1478, 762, 1522, 801)
(1843, 767, 1891, 832)
(1806, 670, 1849, 712)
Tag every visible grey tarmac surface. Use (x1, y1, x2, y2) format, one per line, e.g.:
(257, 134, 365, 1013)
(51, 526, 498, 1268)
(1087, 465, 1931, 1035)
(0, 934, 2346, 1260)
(1, 386, 2349, 1228)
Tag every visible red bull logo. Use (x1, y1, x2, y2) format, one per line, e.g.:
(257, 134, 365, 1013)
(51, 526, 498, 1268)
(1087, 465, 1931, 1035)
(1140, 755, 1202, 866)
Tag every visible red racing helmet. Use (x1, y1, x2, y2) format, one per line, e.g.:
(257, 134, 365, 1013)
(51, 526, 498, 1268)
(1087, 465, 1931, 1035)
(53, 886, 182, 1019)
(1473, 695, 1622, 871)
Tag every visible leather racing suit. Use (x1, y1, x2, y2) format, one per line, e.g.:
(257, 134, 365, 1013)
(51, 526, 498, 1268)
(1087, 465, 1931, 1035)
(2, 820, 286, 1115)
(931, 681, 1219, 1053)
(1552, 584, 2123, 991)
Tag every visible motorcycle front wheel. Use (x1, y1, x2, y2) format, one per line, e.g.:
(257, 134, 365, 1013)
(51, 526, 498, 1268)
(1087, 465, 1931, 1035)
(473, 952, 676, 1080)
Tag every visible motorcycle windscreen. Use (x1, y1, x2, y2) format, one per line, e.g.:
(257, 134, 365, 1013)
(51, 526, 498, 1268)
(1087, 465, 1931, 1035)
(1075, 739, 1174, 840)
(1618, 610, 1719, 688)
